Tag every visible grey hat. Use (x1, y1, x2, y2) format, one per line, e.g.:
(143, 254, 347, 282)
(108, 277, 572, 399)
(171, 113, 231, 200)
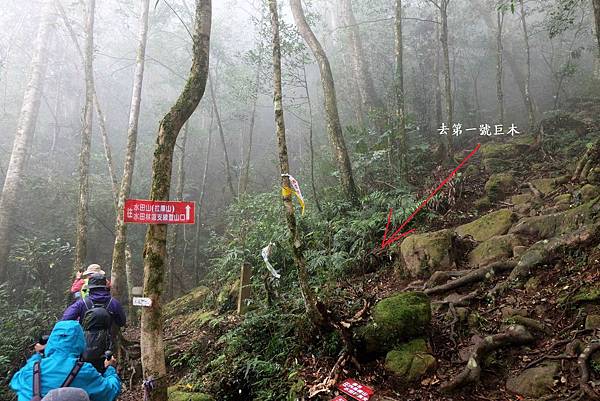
(86, 274, 108, 290)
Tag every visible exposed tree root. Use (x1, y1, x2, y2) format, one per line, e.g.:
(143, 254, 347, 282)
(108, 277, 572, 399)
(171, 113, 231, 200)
(433, 289, 481, 307)
(572, 139, 599, 182)
(440, 325, 535, 393)
(509, 315, 552, 336)
(308, 351, 349, 398)
(425, 260, 517, 296)
(577, 342, 600, 400)
(528, 181, 545, 200)
(488, 224, 600, 299)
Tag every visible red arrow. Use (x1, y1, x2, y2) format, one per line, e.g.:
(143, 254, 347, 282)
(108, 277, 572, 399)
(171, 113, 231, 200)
(380, 143, 481, 249)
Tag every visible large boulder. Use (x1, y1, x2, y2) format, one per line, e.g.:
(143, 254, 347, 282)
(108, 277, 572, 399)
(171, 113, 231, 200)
(357, 292, 431, 355)
(580, 184, 600, 202)
(385, 339, 436, 382)
(509, 198, 600, 240)
(485, 173, 516, 201)
(468, 234, 524, 267)
(456, 209, 515, 242)
(400, 229, 454, 278)
(506, 363, 559, 398)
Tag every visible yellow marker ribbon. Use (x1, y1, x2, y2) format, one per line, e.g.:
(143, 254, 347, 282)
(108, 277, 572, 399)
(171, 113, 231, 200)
(281, 186, 305, 215)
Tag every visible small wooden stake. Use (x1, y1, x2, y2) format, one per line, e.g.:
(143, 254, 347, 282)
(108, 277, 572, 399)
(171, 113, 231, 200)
(237, 262, 252, 314)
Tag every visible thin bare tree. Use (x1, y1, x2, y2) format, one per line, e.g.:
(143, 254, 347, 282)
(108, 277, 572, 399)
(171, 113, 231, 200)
(290, 0, 360, 206)
(0, 0, 56, 281)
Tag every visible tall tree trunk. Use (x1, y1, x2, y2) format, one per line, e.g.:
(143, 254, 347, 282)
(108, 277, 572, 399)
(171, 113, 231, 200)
(140, 1, 210, 399)
(302, 64, 322, 213)
(269, 0, 326, 327)
(194, 110, 213, 283)
(168, 123, 188, 299)
(394, 0, 407, 180)
(290, 0, 360, 206)
(338, 0, 384, 119)
(0, 0, 56, 281)
(434, 17, 443, 132)
(496, 9, 505, 126)
(73, 0, 96, 274)
(240, 62, 261, 195)
(95, 95, 119, 206)
(111, 0, 151, 307)
(519, 0, 536, 132)
(470, 0, 530, 115)
(440, 0, 453, 159)
(208, 79, 236, 197)
(592, 0, 600, 60)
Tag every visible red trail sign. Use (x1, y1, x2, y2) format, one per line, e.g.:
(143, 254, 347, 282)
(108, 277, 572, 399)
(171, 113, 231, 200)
(124, 199, 195, 224)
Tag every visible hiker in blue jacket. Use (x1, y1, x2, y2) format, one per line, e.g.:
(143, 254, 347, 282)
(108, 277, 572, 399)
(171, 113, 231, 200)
(9, 320, 121, 401)
(62, 274, 126, 372)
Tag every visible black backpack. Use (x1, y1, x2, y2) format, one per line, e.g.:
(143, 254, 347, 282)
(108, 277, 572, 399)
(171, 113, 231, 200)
(81, 297, 113, 362)
(31, 360, 84, 401)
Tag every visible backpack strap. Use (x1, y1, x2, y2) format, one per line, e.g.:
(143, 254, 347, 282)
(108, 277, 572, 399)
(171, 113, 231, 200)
(31, 361, 42, 401)
(60, 361, 84, 388)
(83, 297, 94, 311)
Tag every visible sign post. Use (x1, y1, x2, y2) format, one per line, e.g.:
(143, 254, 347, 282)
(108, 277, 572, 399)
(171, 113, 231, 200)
(124, 199, 195, 225)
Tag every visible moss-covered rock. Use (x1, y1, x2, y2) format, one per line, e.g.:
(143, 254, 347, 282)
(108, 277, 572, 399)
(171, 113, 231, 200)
(585, 315, 600, 330)
(357, 292, 431, 355)
(468, 234, 523, 267)
(485, 173, 516, 201)
(183, 310, 216, 329)
(531, 178, 558, 195)
(509, 198, 600, 239)
(164, 286, 211, 319)
(481, 142, 520, 159)
(483, 158, 512, 174)
(456, 209, 515, 242)
(168, 386, 213, 401)
(554, 193, 572, 205)
(474, 196, 492, 211)
(385, 339, 436, 382)
(511, 193, 533, 206)
(400, 229, 454, 278)
(580, 184, 600, 202)
(506, 363, 559, 398)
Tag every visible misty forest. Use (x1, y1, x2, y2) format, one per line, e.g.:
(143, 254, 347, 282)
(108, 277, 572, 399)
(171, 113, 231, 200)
(1, 0, 600, 400)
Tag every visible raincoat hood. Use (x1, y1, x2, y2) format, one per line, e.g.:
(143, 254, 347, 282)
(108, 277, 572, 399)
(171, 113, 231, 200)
(45, 320, 86, 358)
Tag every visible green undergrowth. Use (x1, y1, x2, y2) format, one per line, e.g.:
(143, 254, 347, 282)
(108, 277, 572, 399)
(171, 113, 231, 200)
(169, 185, 424, 400)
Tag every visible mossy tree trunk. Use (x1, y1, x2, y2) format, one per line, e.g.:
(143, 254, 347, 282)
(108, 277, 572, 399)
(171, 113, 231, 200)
(140, 1, 211, 400)
(111, 0, 151, 308)
(269, 0, 327, 328)
(73, 0, 96, 274)
(0, 0, 56, 281)
(289, 0, 360, 206)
